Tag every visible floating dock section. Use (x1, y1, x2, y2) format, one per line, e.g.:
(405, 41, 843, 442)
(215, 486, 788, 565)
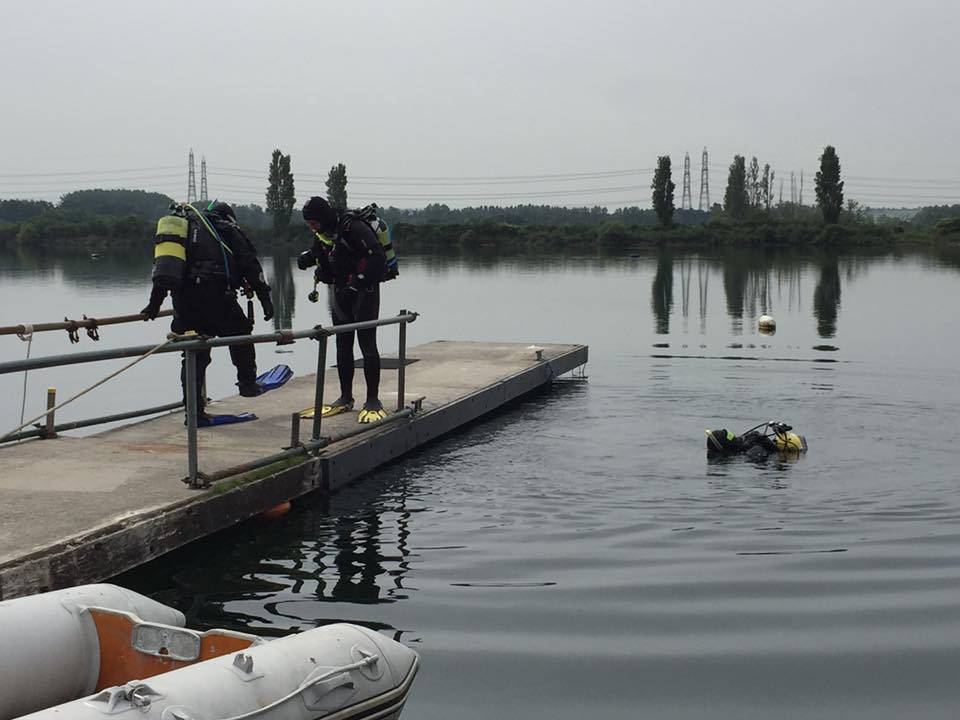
(0, 340, 586, 599)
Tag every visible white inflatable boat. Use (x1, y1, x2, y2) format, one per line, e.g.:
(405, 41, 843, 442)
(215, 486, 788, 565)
(0, 584, 419, 720)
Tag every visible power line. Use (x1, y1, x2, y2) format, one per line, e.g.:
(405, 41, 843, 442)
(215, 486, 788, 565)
(209, 169, 655, 187)
(0, 173, 185, 188)
(0, 166, 181, 178)
(214, 166, 656, 182)
(209, 182, 652, 200)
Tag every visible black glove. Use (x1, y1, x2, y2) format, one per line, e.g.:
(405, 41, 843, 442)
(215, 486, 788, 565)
(141, 286, 166, 320)
(258, 290, 274, 322)
(297, 250, 316, 270)
(314, 266, 333, 286)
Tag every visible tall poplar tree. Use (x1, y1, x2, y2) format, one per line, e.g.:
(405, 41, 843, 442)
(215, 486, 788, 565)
(266, 149, 295, 234)
(326, 163, 348, 208)
(815, 145, 844, 224)
(650, 155, 675, 228)
(723, 155, 748, 219)
(748, 156, 761, 208)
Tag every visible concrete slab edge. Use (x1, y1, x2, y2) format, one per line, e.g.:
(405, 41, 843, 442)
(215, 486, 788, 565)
(0, 344, 587, 600)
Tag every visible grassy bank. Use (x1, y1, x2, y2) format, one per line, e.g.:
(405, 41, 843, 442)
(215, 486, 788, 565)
(1, 212, 957, 256)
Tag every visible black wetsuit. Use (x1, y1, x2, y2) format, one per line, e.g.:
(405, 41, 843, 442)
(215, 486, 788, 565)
(314, 215, 386, 403)
(147, 211, 270, 409)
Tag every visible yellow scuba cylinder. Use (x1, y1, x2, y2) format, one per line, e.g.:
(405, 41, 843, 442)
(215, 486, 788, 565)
(353, 204, 398, 280)
(152, 212, 188, 289)
(372, 217, 398, 280)
(774, 430, 807, 453)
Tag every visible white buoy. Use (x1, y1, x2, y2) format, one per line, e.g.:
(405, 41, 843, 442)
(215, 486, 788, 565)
(758, 315, 776, 333)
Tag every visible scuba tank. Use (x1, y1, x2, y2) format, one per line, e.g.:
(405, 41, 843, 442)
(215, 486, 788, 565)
(151, 207, 189, 289)
(353, 203, 398, 280)
(182, 203, 236, 287)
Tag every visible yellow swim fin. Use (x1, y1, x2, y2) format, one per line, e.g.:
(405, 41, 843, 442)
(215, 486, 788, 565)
(299, 397, 353, 419)
(358, 400, 388, 424)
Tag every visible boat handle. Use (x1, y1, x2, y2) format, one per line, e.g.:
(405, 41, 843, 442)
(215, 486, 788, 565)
(220, 654, 382, 720)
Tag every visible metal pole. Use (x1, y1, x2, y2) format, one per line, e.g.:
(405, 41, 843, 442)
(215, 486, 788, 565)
(397, 310, 407, 412)
(1, 401, 184, 443)
(312, 332, 328, 441)
(0, 309, 174, 337)
(44, 387, 57, 439)
(184, 348, 200, 486)
(289, 412, 300, 449)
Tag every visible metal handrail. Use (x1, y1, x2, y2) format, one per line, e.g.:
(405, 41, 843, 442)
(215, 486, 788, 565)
(2, 401, 184, 443)
(0, 313, 419, 376)
(0, 310, 175, 338)
(1, 310, 420, 488)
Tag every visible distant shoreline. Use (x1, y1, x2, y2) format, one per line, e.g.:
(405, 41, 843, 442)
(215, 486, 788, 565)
(1, 217, 956, 254)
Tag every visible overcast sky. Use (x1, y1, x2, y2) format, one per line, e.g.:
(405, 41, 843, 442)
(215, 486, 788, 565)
(2, 0, 958, 209)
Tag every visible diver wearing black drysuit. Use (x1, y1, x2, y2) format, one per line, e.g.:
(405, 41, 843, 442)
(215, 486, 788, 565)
(299, 196, 387, 423)
(142, 202, 274, 415)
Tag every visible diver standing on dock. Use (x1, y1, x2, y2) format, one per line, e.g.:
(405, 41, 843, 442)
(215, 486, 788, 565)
(298, 196, 388, 423)
(142, 201, 274, 422)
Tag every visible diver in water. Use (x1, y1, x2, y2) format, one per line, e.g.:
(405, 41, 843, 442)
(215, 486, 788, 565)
(705, 421, 808, 462)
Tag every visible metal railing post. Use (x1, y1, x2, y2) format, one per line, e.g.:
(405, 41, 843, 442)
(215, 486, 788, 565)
(184, 347, 200, 487)
(288, 412, 301, 449)
(397, 309, 407, 412)
(44, 387, 57, 439)
(312, 330, 328, 441)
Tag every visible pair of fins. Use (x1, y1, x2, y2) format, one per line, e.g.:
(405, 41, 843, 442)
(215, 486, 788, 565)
(193, 365, 294, 427)
(299, 399, 388, 424)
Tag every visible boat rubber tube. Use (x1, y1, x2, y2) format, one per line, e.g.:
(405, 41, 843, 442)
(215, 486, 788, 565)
(18, 623, 420, 720)
(0, 584, 185, 720)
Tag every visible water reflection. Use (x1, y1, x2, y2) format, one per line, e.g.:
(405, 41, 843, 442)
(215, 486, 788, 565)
(4, 243, 958, 370)
(114, 469, 415, 634)
(0, 245, 150, 291)
(642, 248, 846, 339)
(678, 256, 711, 333)
(651, 250, 673, 334)
(269, 248, 296, 330)
(813, 254, 842, 338)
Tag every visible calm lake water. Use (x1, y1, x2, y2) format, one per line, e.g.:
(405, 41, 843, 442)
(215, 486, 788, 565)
(2, 242, 960, 719)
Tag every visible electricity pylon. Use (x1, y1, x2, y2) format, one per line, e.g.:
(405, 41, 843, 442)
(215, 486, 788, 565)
(187, 148, 197, 203)
(698, 147, 710, 210)
(681, 153, 692, 210)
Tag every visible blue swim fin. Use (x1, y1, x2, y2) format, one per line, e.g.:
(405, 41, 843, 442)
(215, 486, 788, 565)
(255, 364, 293, 392)
(197, 412, 258, 427)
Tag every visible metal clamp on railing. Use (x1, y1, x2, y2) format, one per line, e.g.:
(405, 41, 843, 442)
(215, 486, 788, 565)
(84, 316, 100, 342)
(64, 318, 80, 344)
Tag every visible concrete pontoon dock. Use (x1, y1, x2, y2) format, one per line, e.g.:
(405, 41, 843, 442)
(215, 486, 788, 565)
(0, 340, 587, 600)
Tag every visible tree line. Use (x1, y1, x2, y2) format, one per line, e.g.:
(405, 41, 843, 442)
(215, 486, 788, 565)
(649, 146, 845, 227)
(3, 145, 959, 249)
